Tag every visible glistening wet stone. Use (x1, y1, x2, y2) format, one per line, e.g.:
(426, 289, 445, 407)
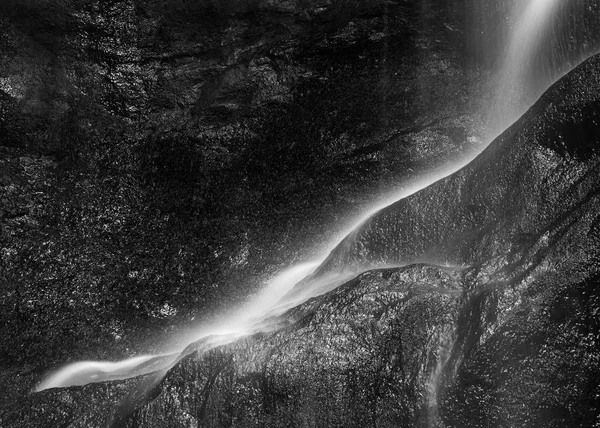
(4, 51, 600, 428)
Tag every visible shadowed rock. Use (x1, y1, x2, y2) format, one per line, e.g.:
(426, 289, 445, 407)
(0, 0, 491, 405)
(121, 53, 600, 428)
(311, 53, 600, 276)
(4, 52, 600, 428)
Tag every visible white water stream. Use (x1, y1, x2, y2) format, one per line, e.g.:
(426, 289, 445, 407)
(36, 0, 570, 392)
(487, 0, 562, 140)
(36, 163, 467, 391)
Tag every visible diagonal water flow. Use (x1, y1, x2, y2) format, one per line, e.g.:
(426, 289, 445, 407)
(33, 175, 447, 391)
(486, 0, 562, 140)
(35, 0, 572, 394)
(35, 153, 481, 392)
(425, 1, 564, 424)
(35, 262, 319, 391)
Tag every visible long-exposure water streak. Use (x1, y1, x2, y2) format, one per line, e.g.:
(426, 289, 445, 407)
(487, 0, 562, 140)
(35, 0, 569, 393)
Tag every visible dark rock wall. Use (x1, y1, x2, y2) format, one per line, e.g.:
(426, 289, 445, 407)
(314, 54, 600, 275)
(4, 49, 600, 428)
(126, 53, 600, 428)
(0, 0, 486, 404)
(2, 0, 600, 426)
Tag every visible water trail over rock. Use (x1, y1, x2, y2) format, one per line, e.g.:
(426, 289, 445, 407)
(35, 0, 571, 393)
(35, 159, 479, 391)
(35, 263, 319, 391)
(487, 0, 562, 139)
(35, 355, 174, 391)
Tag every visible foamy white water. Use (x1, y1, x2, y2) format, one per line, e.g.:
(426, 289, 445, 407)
(178, 261, 322, 345)
(325, 152, 484, 255)
(36, 155, 484, 393)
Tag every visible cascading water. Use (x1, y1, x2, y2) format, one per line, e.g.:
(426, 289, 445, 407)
(487, 0, 563, 140)
(35, 262, 320, 391)
(423, 0, 568, 423)
(35, 0, 576, 393)
(35, 169, 461, 391)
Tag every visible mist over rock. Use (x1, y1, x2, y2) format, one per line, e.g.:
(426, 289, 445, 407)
(4, 51, 600, 428)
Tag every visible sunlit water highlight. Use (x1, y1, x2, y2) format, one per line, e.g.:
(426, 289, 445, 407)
(487, 0, 562, 140)
(36, 0, 568, 393)
(35, 355, 174, 391)
(36, 150, 482, 392)
(35, 262, 320, 391)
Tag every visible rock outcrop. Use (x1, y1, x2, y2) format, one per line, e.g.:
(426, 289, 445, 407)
(0, 0, 488, 405)
(313, 52, 600, 276)
(128, 51, 600, 428)
(4, 50, 600, 428)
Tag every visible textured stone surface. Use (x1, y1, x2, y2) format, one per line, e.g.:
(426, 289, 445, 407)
(312, 54, 600, 276)
(127, 53, 600, 428)
(0, 0, 492, 406)
(3, 50, 600, 428)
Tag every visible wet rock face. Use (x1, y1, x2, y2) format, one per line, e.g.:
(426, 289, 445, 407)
(4, 54, 600, 428)
(313, 54, 600, 275)
(127, 55, 600, 427)
(0, 0, 489, 405)
(128, 265, 463, 428)
(5, 264, 464, 428)
(119, 54, 600, 428)
(442, 271, 600, 427)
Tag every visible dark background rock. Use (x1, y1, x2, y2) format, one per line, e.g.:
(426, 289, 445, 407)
(6, 50, 592, 428)
(0, 0, 489, 404)
(1, 0, 600, 425)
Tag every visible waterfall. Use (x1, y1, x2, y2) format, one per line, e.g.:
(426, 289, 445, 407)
(35, 0, 573, 393)
(486, 0, 562, 140)
(35, 262, 320, 391)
